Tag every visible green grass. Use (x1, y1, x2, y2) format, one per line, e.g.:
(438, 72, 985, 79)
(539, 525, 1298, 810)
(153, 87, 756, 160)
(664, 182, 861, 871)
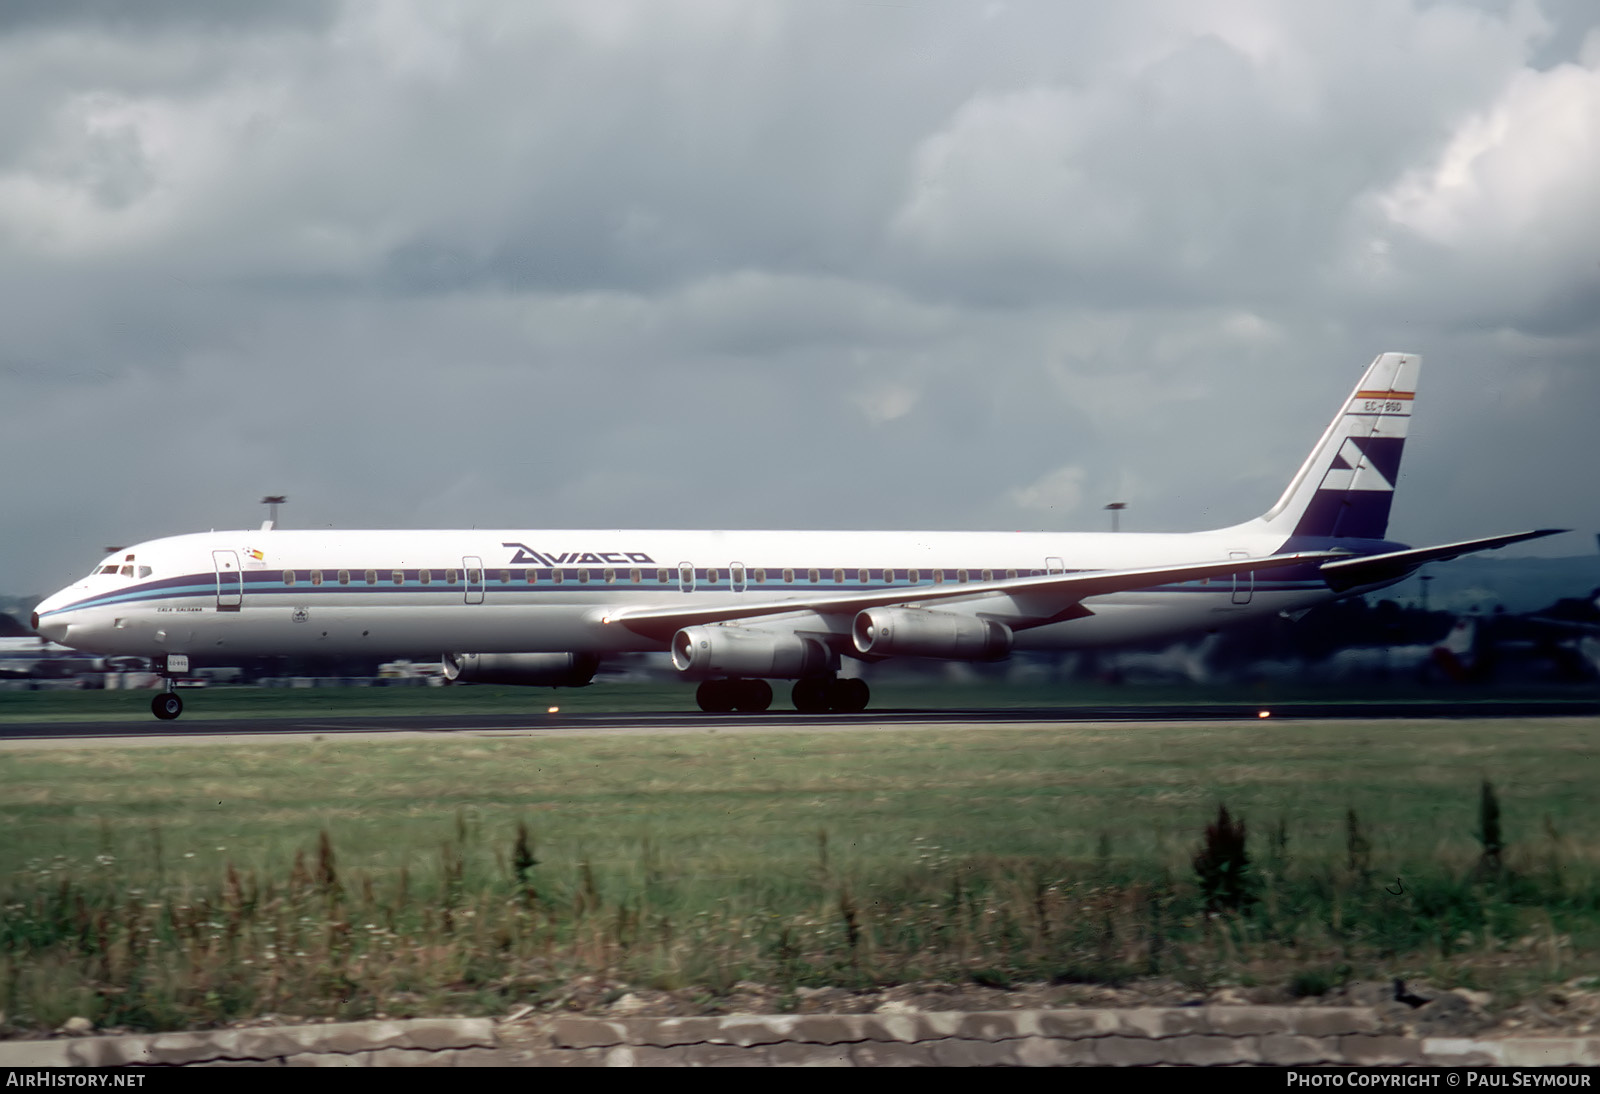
(2, 718, 1598, 1032)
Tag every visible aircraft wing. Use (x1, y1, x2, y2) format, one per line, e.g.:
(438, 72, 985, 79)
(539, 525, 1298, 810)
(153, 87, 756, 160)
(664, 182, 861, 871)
(1318, 529, 1567, 592)
(605, 550, 1342, 640)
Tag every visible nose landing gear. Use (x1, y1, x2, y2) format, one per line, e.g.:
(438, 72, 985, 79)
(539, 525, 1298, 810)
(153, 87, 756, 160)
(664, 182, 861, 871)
(150, 654, 187, 720)
(152, 689, 183, 720)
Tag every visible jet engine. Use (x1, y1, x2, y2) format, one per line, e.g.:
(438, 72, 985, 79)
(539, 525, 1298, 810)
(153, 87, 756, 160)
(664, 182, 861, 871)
(851, 608, 1013, 661)
(442, 652, 599, 687)
(671, 625, 830, 680)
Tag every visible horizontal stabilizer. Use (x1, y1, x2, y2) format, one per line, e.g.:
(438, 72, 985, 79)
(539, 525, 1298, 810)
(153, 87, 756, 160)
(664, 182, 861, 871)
(1318, 529, 1567, 592)
(606, 550, 1343, 639)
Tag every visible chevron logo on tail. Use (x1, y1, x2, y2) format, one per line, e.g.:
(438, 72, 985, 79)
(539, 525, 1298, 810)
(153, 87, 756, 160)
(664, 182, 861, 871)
(1319, 435, 1404, 493)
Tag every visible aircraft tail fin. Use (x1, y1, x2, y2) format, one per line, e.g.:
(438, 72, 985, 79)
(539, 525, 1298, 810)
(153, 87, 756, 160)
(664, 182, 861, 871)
(1257, 352, 1420, 540)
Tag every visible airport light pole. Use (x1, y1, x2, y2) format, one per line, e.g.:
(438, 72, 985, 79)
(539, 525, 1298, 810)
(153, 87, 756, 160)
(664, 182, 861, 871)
(261, 496, 287, 528)
(1104, 502, 1127, 533)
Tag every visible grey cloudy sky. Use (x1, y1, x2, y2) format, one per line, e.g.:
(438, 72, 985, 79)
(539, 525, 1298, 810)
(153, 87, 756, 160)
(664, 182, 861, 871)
(4, 0, 1598, 598)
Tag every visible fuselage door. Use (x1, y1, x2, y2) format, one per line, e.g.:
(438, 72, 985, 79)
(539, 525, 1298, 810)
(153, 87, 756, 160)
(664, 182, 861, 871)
(1045, 556, 1065, 575)
(213, 550, 243, 612)
(730, 562, 746, 593)
(1230, 551, 1253, 605)
(463, 556, 485, 604)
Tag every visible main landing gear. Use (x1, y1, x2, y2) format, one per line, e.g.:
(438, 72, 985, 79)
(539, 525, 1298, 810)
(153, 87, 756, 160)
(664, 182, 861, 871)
(696, 678, 774, 712)
(791, 676, 869, 714)
(694, 676, 872, 713)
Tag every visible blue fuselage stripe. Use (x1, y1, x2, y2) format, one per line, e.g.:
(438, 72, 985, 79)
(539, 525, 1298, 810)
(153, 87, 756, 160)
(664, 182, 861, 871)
(42, 566, 1332, 617)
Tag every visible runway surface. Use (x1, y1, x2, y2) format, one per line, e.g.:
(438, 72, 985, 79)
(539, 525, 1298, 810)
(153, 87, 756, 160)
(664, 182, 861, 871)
(3, 698, 1597, 747)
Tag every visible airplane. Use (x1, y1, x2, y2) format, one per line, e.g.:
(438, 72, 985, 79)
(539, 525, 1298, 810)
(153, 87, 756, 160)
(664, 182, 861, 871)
(32, 352, 1563, 720)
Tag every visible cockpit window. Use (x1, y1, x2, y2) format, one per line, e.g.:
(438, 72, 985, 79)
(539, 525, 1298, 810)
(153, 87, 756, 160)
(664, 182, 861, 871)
(138, 566, 152, 579)
(100, 566, 118, 575)
(120, 566, 134, 577)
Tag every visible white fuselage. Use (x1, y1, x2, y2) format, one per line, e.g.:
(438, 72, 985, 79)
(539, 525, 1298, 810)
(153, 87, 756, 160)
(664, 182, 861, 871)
(33, 524, 1370, 664)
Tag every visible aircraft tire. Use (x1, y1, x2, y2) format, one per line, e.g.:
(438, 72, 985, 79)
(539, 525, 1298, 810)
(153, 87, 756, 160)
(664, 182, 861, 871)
(830, 677, 870, 714)
(696, 680, 736, 713)
(733, 679, 773, 712)
(791, 676, 831, 713)
(152, 693, 183, 720)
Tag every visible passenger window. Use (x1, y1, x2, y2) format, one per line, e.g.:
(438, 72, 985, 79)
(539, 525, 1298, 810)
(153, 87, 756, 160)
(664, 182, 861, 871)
(753, 569, 766, 584)
(365, 570, 377, 585)
(1006, 569, 1017, 580)
(909, 569, 920, 584)
(552, 569, 564, 584)
(630, 568, 641, 584)
(446, 569, 458, 584)
(604, 569, 615, 584)
(283, 570, 295, 586)
(808, 569, 819, 584)
(420, 570, 431, 585)
(578, 569, 589, 584)
(499, 570, 511, 584)
(657, 569, 669, 583)
(958, 570, 968, 583)
(392, 570, 404, 585)
(526, 570, 537, 584)
(467, 569, 481, 583)
(783, 569, 794, 584)
(707, 568, 718, 584)
(981, 569, 992, 582)
(833, 568, 844, 584)
(883, 569, 894, 584)
(311, 570, 323, 586)
(858, 568, 868, 584)
(934, 570, 944, 584)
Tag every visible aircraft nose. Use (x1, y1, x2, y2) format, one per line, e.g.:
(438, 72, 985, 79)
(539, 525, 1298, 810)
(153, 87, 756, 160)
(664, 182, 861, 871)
(32, 595, 72, 644)
(34, 612, 69, 644)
